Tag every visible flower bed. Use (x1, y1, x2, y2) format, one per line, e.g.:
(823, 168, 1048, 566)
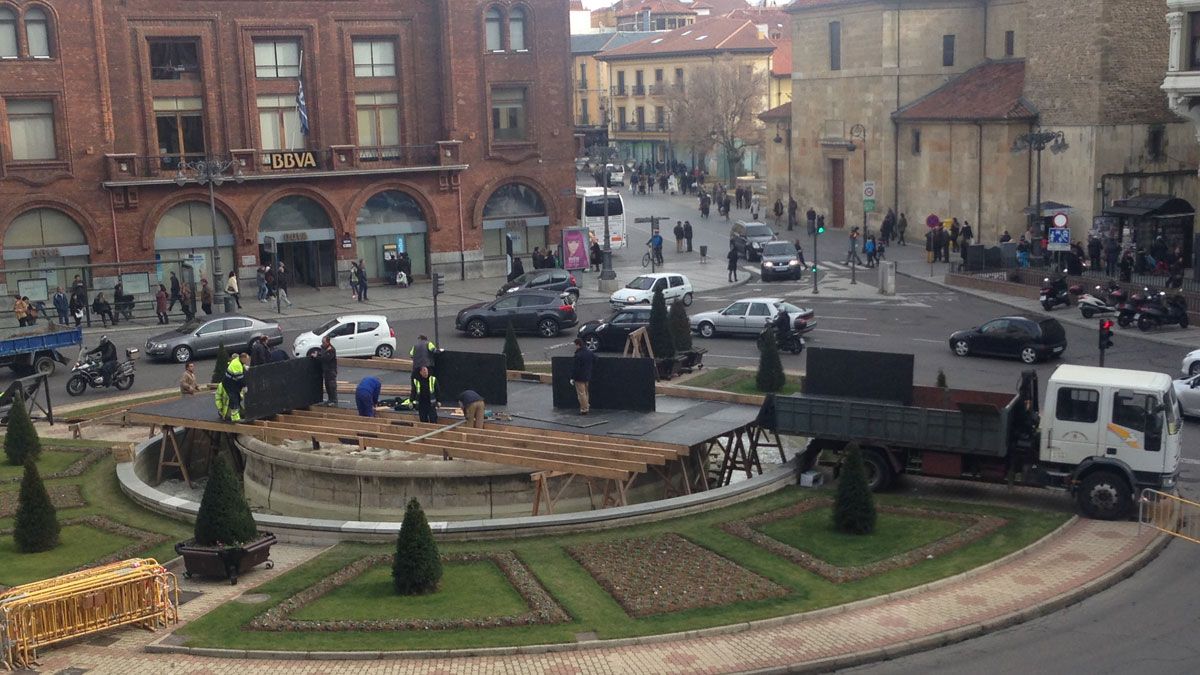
(0, 447, 107, 485)
(0, 515, 170, 590)
(567, 533, 788, 618)
(0, 483, 85, 517)
(722, 498, 1007, 583)
(249, 551, 569, 631)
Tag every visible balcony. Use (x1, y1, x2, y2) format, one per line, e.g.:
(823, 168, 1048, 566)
(577, 79, 589, 90)
(102, 142, 464, 186)
(632, 84, 646, 96)
(611, 85, 627, 97)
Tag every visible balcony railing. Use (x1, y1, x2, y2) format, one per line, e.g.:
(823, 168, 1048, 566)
(577, 79, 589, 90)
(632, 84, 646, 96)
(611, 85, 627, 97)
(103, 142, 460, 183)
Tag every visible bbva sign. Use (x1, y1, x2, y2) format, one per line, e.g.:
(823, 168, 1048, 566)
(268, 151, 318, 170)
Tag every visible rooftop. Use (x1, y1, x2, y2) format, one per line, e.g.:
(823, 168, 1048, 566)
(598, 16, 777, 60)
(892, 59, 1036, 122)
(615, 0, 697, 18)
(571, 30, 660, 55)
(758, 100, 791, 122)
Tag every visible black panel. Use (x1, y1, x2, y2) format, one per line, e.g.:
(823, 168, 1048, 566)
(243, 357, 323, 420)
(551, 356, 656, 412)
(803, 347, 913, 405)
(434, 350, 508, 405)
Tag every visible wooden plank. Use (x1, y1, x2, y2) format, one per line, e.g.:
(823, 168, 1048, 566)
(362, 437, 630, 480)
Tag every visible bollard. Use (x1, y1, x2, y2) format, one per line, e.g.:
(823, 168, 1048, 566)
(851, 260, 857, 284)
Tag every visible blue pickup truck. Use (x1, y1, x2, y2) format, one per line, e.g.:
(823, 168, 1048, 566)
(0, 326, 83, 377)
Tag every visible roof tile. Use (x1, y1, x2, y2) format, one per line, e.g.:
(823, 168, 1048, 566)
(597, 16, 775, 60)
(892, 60, 1036, 122)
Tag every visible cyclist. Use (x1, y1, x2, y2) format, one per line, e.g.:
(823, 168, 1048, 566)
(646, 231, 664, 266)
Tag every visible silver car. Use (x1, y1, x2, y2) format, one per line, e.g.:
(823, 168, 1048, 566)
(690, 297, 816, 338)
(145, 316, 284, 363)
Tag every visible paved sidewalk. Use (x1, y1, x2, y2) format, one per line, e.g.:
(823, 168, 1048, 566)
(28, 517, 1165, 674)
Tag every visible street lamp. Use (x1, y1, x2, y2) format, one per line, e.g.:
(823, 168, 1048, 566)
(849, 124, 868, 236)
(773, 123, 793, 231)
(175, 158, 244, 307)
(583, 145, 623, 287)
(1011, 129, 1069, 237)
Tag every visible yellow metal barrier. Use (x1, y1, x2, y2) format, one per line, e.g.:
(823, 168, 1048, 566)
(0, 558, 177, 670)
(1139, 489, 1200, 545)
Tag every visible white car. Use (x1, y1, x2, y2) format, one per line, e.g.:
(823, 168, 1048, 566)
(609, 273, 693, 309)
(1182, 349, 1200, 377)
(1173, 373, 1200, 416)
(690, 298, 816, 338)
(293, 315, 397, 358)
(606, 163, 625, 186)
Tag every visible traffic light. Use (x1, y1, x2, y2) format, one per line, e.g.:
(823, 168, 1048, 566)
(817, 222, 826, 235)
(1099, 318, 1114, 351)
(432, 273, 445, 297)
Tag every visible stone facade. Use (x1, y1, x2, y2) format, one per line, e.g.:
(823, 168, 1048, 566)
(0, 0, 574, 290)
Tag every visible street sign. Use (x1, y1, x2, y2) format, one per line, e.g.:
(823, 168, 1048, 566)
(1048, 226, 1071, 252)
(1052, 213, 1069, 228)
(862, 181, 876, 213)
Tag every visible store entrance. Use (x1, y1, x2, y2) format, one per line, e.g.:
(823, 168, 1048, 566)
(263, 240, 336, 288)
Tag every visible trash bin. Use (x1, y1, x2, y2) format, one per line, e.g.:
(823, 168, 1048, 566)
(223, 296, 235, 313)
(699, 245, 708, 263)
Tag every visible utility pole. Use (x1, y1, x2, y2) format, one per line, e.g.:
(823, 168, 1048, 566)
(432, 273, 445, 345)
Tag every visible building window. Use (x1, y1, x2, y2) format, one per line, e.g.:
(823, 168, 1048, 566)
(912, 129, 921, 155)
(257, 94, 301, 150)
(355, 93, 400, 159)
(149, 40, 200, 80)
(1191, 13, 1200, 70)
(509, 7, 526, 51)
(24, 7, 49, 58)
(154, 97, 205, 167)
(1148, 125, 1165, 161)
(654, 105, 664, 130)
(617, 106, 626, 130)
(5, 99, 56, 161)
(1004, 30, 1015, 57)
(580, 98, 589, 125)
(352, 39, 396, 77)
(485, 7, 503, 51)
(579, 62, 587, 88)
(491, 86, 527, 141)
(829, 21, 841, 71)
(635, 106, 644, 130)
(942, 34, 955, 67)
(0, 8, 16, 58)
(675, 67, 683, 84)
(254, 40, 300, 78)
(654, 68, 663, 84)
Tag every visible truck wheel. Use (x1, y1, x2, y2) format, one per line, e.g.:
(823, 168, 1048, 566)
(33, 356, 55, 376)
(860, 448, 895, 492)
(1076, 470, 1131, 520)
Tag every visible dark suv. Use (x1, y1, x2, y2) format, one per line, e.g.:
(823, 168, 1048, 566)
(949, 316, 1067, 364)
(456, 291, 577, 338)
(496, 269, 580, 301)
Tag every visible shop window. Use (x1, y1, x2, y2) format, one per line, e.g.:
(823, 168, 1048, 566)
(491, 86, 527, 142)
(257, 94, 301, 151)
(150, 40, 200, 80)
(254, 40, 300, 78)
(352, 39, 395, 77)
(0, 8, 16, 58)
(354, 93, 400, 159)
(509, 7, 526, 51)
(153, 97, 205, 168)
(485, 7, 503, 51)
(24, 6, 49, 58)
(942, 34, 955, 67)
(5, 99, 57, 161)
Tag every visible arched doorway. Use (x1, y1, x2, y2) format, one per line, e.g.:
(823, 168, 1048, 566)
(356, 191, 428, 281)
(482, 183, 548, 259)
(258, 195, 336, 287)
(3, 208, 90, 301)
(154, 201, 235, 289)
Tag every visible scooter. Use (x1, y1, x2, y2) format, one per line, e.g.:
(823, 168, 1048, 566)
(66, 346, 139, 396)
(758, 328, 805, 355)
(1117, 287, 1152, 328)
(1136, 292, 1189, 331)
(1075, 281, 1125, 319)
(1040, 271, 1072, 311)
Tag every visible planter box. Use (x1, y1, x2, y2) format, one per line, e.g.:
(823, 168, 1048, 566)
(175, 532, 277, 584)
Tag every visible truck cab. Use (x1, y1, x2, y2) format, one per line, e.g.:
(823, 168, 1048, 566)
(1041, 365, 1181, 518)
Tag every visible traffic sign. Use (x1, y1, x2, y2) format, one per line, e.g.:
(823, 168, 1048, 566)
(862, 181, 876, 213)
(1052, 213, 1069, 228)
(1048, 226, 1070, 252)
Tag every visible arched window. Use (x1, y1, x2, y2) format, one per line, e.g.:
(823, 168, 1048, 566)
(483, 183, 545, 219)
(0, 8, 17, 58)
(7, 208, 85, 248)
(260, 195, 332, 232)
(24, 6, 49, 58)
(509, 7, 526, 51)
(485, 7, 503, 52)
(356, 190, 425, 226)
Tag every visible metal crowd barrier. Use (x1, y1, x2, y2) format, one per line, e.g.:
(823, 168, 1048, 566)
(0, 558, 178, 670)
(1139, 489, 1200, 545)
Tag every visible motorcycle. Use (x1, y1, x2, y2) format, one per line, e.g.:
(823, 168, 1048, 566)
(1116, 287, 1153, 328)
(758, 328, 804, 355)
(66, 346, 139, 396)
(1136, 292, 1189, 331)
(1075, 281, 1125, 319)
(1039, 271, 1072, 311)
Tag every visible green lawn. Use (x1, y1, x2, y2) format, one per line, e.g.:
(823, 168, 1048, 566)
(179, 487, 1067, 652)
(294, 561, 528, 622)
(0, 524, 134, 586)
(757, 507, 963, 566)
(0, 449, 84, 481)
(684, 367, 802, 396)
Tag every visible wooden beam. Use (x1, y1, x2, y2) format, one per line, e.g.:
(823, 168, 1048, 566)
(363, 437, 630, 479)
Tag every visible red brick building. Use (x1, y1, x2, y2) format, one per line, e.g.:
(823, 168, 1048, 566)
(0, 0, 573, 296)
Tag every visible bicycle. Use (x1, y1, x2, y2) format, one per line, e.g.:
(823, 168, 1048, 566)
(642, 248, 652, 268)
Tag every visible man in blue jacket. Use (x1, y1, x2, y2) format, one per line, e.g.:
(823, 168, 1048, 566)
(355, 375, 383, 417)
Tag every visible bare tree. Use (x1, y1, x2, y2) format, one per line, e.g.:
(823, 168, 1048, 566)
(666, 61, 767, 179)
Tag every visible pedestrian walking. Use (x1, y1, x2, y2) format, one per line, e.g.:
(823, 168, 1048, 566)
(1104, 236, 1120, 277)
(180, 283, 196, 321)
(179, 362, 201, 396)
(751, 194, 761, 220)
(845, 227, 864, 265)
(1087, 235, 1102, 273)
(949, 218, 961, 253)
(226, 271, 241, 309)
(571, 338, 594, 415)
(864, 235, 877, 268)
(410, 365, 438, 423)
(727, 244, 740, 282)
(590, 241, 602, 272)
(805, 206, 816, 235)
(459, 389, 485, 429)
(276, 263, 293, 307)
(52, 286, 69, 325)
(673, 221, 685, 253)
(357, 259, 369, 301)
(773, 198, 784, 228)
(355, 375, 383, 417)
(155, 284, 169, 324)
(199, 279, 213, 315)
(256, 265, 268, 302)
(897, 213, 908, 245)
(313, 336, 338, 405)
(960, 221, 974, 250)
(168, 271, 182, 310)
(683, 221, 694, 252)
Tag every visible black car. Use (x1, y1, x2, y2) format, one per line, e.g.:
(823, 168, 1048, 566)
(577, 306, 652, 352)
(496, 269, 580, 300)
(759, 241, 804, 281)
(949, 316, 1067, 364)
(456, 291, 577, 338)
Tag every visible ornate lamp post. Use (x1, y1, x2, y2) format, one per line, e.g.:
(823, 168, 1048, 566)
(1011, 129, 1069, 236)
(583, 145, 622, 289)
(175, 158, 244, 306)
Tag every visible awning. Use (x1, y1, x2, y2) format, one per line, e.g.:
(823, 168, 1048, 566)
(1103, 194, 1195, 218)
(1022, 201, 1073, 216)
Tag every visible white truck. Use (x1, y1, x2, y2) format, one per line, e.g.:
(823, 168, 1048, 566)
(770, 364, 1181, 519)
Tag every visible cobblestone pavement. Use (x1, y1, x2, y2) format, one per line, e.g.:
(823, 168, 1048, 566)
(25, 518, 1162, 674)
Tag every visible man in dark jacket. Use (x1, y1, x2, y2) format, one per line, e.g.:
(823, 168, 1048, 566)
(86, 335, 118, 386)
(458, 389, 485, 428)
(571, 338, 595, 415)
(1087, 236, 1103, 272)
(410, 335, 437, 373)
(168, 271, 182, 310)
(683, 221, 694, 252)
(313, 336, 337, 405)
(410, 365, 438, 423)
(249, 334, 271, 366)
